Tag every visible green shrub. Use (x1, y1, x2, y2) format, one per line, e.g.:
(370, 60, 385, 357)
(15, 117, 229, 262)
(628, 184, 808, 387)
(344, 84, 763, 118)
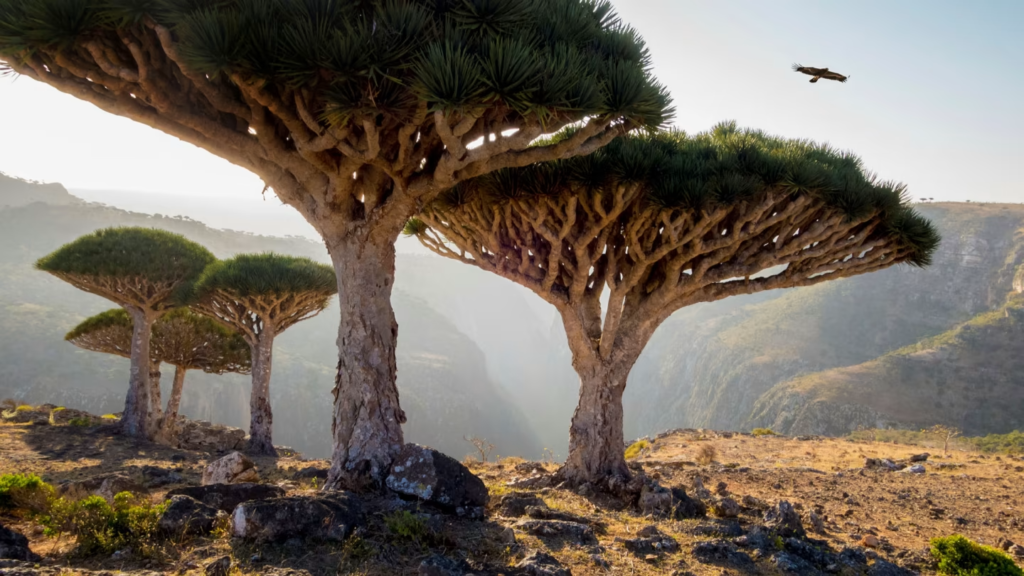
(43, 492, 166, 556)
(383, 510, 427, 542)
(14, 405, 34, 412)
(967, 431, 1024, 455)
(930, 534, 1023, 576)
(0, 473, 53, 513)
(68, 417, 93, 427)
(624, 439, 650, 460)
(752, 428, 778, 437)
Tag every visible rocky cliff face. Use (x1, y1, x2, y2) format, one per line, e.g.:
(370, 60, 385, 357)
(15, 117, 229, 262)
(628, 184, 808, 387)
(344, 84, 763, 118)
(623, 203, 1024, 439)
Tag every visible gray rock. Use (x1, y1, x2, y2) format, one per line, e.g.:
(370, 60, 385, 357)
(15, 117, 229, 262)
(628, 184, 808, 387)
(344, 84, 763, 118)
(806, 510, 825, 533)
(909, 453, 930, 462)
(176, 419, 246, 453)
(692, 540, 755, 568)
(386, 444, 487, 511)
(711, 497, 741, 518)
(770, 551, 815, 574)
(670, 487, 706, 519)
(617, 527, 680, 555)
(231, 493, 363, 542)
(515, 550, 570, 576)
(418, 554, 472, 576)
(204, 556, 231, 576)
(498, 493, 546, 517)
(0, 524, 39, 562)
(764, 501, 806, 538)
(136, 465, 184, 488)
(639, 483, 674, 515)
(514, 519, 597, 545)
(902, 464, 926, 474)
(292, 466, 328, 482)
(167, 482, 285, 512)
(59, 473, 147, 503)
(202, 451, 259, 485)
(867, 559, 918, 576)
(1010, 544, 1024, 558)
(158, 496, 223, 536)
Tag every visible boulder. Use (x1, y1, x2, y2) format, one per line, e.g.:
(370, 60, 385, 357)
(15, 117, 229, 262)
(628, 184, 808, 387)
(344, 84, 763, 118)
(639, 484, 674, 515)
(158, 496, 223, 536)
(909, 453, 930, 463)
(202, 452, 259, 485)
(135, 465, 184, 488)
(204, 556, 232, 576)
(386, 444, 487, 514)
(292, 466, 328, 483)
(515, 550, 570, 576)
(0, 524, 39, 562)
(177, 419, 246, 453)
(764, 501, 805, 538)
(1009, 544, 1024, 559)
(167, 483, 285, 513)
(59, 473, 147, 503)
(497, 493, 546, 517)
(670, 487, 707, 519)
(711, 497, 741, 518)
(806, 510, 825, 533)
(418, 554, 473, 576)
(692, 540, 755, 569)
(617, 526, 679, 555)
(231, 493, 363, 542)
(902, 464, 926, 474)
(514, 519, 596, 545)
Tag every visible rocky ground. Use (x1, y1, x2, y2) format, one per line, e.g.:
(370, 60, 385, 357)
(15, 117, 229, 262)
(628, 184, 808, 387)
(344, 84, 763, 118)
(1, 414, 1023, 576)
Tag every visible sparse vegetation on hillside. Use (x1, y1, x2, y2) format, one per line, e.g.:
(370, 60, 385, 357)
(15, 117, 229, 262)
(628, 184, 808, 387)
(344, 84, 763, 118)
(43, 492, 166, 557)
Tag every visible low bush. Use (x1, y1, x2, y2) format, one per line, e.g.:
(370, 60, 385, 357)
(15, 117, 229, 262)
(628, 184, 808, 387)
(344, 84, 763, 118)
(696, 445, 717, 466)
(383, 510, 428, 542)
(0, 473, 53, 513)
(751, 428, 777, 437)
(68, 417, 93, 427)
(14, 405, 34, 412)
(43, 492, 166, 556)
(624, 439, 650, 460)
(930, 534, 1023, 576)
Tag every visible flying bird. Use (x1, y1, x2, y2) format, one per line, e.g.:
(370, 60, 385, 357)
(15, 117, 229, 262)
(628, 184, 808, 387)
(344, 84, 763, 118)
(792, 64, 849, 83)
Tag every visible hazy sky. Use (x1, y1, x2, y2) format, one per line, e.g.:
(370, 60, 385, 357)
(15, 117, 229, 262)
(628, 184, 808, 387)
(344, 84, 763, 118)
(1, 0, 1021, 226)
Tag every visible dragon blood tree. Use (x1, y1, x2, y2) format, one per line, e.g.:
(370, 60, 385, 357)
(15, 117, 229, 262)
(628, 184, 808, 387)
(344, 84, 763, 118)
(36, 228, 215, 439)
(0, 0, 671, 489)
(65, 308, 252, 440)
(183, 254, 337, 456)
(407, 124, 940, 489)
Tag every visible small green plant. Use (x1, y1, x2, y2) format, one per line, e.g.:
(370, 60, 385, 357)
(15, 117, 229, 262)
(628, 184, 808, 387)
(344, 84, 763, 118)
(0, 473, 53, 513)
(383, 510, 428, 542)
(930, 534, 1023, 576)
(624, 439, 650, 460)
(43, 492, 166, 556)
(67, 417, 93, 427)
(752, 428, 777, 437)
(773, 535, 785, 550)
(342, 534, 375, 561)
(14, 405, 34, 412)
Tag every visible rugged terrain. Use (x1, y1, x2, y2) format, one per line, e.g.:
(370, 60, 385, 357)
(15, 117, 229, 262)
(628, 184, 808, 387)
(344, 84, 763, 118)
(2, 417, 1023, 575)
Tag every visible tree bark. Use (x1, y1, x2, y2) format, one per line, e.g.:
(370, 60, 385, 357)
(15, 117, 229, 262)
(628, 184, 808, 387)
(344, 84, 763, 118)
(559, 362, 631, 487)
(160, 365, 187, 440)
(122, 308, 156, 439)
(149, 362, 162, 421)
(247, 331, 277, 456)
(324, 233, 406, 491)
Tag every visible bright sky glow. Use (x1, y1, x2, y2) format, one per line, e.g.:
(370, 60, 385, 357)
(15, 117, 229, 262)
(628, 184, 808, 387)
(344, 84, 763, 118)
(0, 0, 1021, 228)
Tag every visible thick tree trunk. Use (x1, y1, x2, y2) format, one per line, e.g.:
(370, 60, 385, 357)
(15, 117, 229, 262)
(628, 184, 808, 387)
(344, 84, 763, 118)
(559, 363, 631, 487)
(247, 332, 277, 456)
(324, 234, 406, 491)
(149, 362, 162, 420)
(122, 308, 156, 439)
(159, 365, 186, 440)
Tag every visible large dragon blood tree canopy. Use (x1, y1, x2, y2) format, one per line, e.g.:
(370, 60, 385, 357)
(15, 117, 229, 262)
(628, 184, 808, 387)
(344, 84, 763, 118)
(408, 123, 940, 488)
(36, 227, 215, 440)
(0, 0, 673, 488)
(66, 308, 251, 438)
(182, 253, 337, 456)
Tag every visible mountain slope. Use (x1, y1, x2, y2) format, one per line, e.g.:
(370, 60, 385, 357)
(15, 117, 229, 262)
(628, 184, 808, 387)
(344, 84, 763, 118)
(748, 289, 1024, 436)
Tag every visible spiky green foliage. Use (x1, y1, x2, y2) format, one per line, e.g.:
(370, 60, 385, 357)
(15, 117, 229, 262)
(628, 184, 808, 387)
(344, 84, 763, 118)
(186, 253, 337, 300)
(66, 307, 251, 373)
(0, 0, 671, 128)
(35, 227, 215, 283)
(421, 123, 940, 266)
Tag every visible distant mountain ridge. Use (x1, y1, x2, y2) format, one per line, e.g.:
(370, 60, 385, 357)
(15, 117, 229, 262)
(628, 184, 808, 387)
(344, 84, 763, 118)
(0, 172, 80, 208)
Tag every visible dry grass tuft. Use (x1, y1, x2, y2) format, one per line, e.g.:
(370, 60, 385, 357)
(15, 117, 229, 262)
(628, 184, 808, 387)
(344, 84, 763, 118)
(696, 444, 717, 466)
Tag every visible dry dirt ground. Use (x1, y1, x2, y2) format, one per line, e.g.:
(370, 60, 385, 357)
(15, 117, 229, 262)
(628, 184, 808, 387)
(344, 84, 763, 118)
(1, 421, 1023, 576)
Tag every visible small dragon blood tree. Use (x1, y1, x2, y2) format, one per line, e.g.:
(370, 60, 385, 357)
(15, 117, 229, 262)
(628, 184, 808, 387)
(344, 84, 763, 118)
(407, 124, 940, 490)
(183, 254, 337, 456)
(37, 227, 215, 439)
(66, 308, 251, 440)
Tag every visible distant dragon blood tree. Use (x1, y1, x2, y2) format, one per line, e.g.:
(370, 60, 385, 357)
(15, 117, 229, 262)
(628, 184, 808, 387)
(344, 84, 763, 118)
(408, 124, 940, 489)
(65, 308, 251, 440)
(183, 254, 337, 456)
(36, 228, 215, 439)
(0, 0, 671, 489)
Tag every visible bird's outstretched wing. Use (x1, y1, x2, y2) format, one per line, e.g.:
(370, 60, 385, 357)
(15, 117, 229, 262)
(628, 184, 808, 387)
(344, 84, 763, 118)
(793, 63, 825, 76)
(821, 71, 849, 83)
